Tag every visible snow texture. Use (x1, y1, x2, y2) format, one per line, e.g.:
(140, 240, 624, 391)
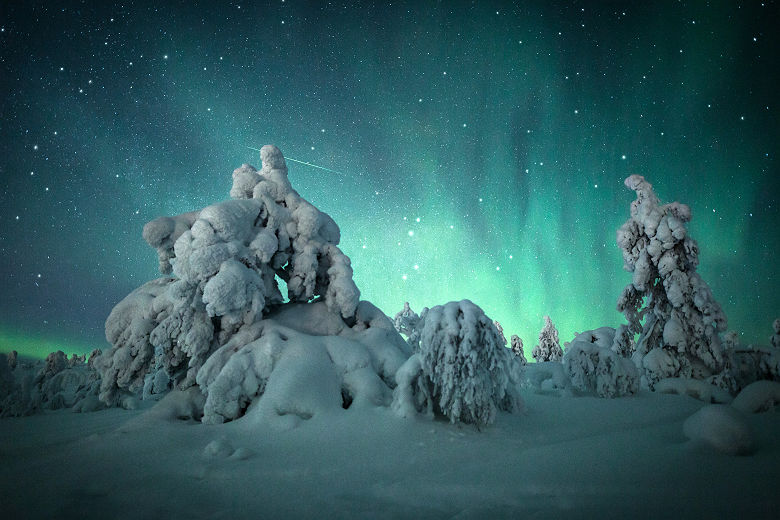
(617, 175, 727, 388)
(510, 335, 527, 365)
(683, 404, 753, 455)
(97, 145, 362, 406)
(532, 315, 563, 362)
(393, 300, 521, 428)
(562, 328, 639, 398)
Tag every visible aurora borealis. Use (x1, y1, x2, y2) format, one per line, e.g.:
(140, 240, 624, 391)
(1, 1, 777, 358)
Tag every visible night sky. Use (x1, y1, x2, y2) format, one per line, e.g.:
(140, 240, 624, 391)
(1, 1, 777, 358)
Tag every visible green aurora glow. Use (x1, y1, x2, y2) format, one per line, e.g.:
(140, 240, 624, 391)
(0, 1, 776, 358)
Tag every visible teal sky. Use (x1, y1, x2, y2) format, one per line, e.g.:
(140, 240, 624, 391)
(1, 1, 777, 358)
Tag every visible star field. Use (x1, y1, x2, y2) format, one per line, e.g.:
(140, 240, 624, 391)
(0, 1, 777, 358)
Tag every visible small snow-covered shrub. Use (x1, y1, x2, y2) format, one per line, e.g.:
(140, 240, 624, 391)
(532, 316, 563, 362)
(392, 300, 521, 428)
(563, 328, 639, 398)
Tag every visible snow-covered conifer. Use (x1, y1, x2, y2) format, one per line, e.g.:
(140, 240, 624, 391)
(532, 316, 563, 362)
(392, 300, 521, 428)
(393, 302, 422, 350)
(611, 324, 635, 358)
(510, 335, 527, 365)
(97, 145, 363, 405)
(771, 318, 780, 349)
(616, 175, 727, 388)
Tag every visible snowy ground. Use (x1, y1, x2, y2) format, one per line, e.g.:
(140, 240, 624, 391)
(2, 389, 778, 519)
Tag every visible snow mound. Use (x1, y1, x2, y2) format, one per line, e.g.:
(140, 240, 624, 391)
(563, 328, 639, 398)
(392, 300, 521, 428)
(683, 405, 753, 455)
(197, 301, 410, 426)
(654, 377, 732, 404)
(731, 380, 780, 413)
(203, 437, 235, 459)
(525, 361, 570, 393)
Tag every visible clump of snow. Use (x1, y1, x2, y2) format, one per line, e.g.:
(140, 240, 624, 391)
(683, 404, 753, 455)
(731, 380, 780, 413)
(563, 328, 639, 398)
(510, 335, 527, 365)
(96, 145, 363, 406)
(203, 437, 235, 459)
(532, 316, 563, 362)
(617, 175, 727, 388)
(654, 377, 733, 404)
(392, 300, 521, 428)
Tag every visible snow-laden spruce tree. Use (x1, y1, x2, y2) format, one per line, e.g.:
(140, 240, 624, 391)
(393, 302, 424, 351)
(532, 316, 563, 362)
(772, 319, 780, 349)
(510, 335, 527, 365)
(392, 300, 521, 428)
(95, 146, 410, 423)
(616, 174, 727, 388)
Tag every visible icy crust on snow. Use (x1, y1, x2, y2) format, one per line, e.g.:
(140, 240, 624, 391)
(97, 145, 362, 406)
(617, 175, 727, 388)
(392, 300, 521, 428)
(563, 328, 639, 398)
(197, 301, 410, 425)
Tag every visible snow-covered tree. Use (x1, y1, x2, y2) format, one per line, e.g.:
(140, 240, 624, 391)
(96, 145, 362, 405)
(563, 328, 639, 398)
(532, 316, 563, 362)
(611, 324, 635, 358)
(393, 302, 424, 350)
(94, 145, 412, 426)
(510, 335, 527, 365)
(392, 300, 521, 428)
(616, 175, 727, 388)
(494, 321, 507, 346)
(772, 318, 780, 349)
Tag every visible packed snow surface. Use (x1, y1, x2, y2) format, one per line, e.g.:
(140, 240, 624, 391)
(2, 388, 779, 519)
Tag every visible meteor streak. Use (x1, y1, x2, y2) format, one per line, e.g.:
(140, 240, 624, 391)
(247, 146, 347, 177)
